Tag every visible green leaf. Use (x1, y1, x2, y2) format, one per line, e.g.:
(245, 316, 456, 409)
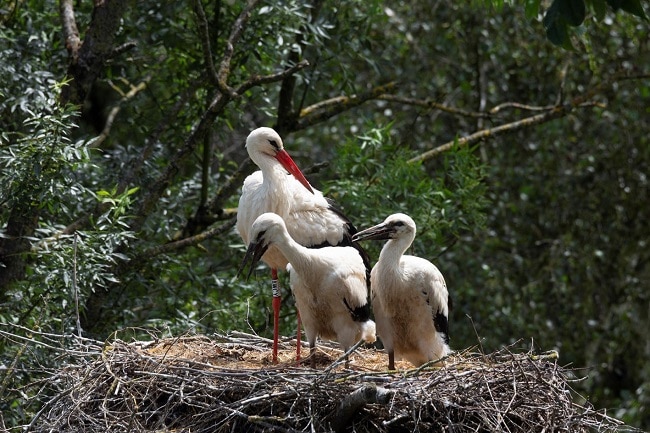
(545, 0, 586, 27)
(566, 0, 587, 25)
(543, 0, 586, 48)
(525, 0, 542, 19)
(589, 0, 609, 20)
(607, 0, 648, 19)
(543, 6, 573, 48)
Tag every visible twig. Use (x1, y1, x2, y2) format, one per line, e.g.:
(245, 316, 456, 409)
(407, 72, 650, 163)
(135, 215, 236, 260)
(379, 94, 491, 119)
(192, 0, 218, 85)
(407, 103, 575, 164)
(297, 82, 397, 129)
(216, 0, 261, 97)
(321, 339, 365, 376)
(73, 232, 81, 337)
(89, 76, 151, 149)
(489, 101, 558, 113)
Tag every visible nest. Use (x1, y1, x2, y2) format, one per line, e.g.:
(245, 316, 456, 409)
(30, 331, 632, 433)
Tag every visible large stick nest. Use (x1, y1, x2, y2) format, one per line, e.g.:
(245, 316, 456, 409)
(30, 331, 632, 432)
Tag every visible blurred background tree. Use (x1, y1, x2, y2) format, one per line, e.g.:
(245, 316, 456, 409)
(0, 0, 648, 429)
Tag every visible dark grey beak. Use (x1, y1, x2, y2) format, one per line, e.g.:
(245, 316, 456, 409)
(352, 222, 395, 242)
(237, 238, 269, 280)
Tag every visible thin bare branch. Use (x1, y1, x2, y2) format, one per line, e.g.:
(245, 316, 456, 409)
(408, 72, 650, 164)
(193, 0, 218, 85)
(407, 104, 580, 164)
(216, 0, 261, 96)
(297, 82, 397, 129)
(207, 158, 254, 217)
(137, 216, 236, 260)
(111, 41, 137, 58)
(90, 76, 151, 149)
(489, 101, 558, 114)
(235, 60, 311, 96)
(378, 94, 490, 118)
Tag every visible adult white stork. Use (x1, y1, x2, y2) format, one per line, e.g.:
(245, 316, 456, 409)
(239, 213, 376, 367)
(352, 213, 451, 370)
(236, 127, 368, 363)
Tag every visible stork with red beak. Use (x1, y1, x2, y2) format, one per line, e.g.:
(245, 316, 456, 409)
(236, 127, 368, 363)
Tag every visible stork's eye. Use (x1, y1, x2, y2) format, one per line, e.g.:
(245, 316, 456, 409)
(256, 230, 267, 241)
(268, 139, 280, 150)
(392, 221, 405, 227)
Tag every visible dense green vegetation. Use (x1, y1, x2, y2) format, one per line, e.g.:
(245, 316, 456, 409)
(1, 0, 648, 429)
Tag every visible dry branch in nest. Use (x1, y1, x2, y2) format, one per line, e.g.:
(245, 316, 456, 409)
(29, 331, 633, 433)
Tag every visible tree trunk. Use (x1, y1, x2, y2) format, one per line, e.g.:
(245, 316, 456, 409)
(60, 0, 132, 106)
(0, 204, 40, 296)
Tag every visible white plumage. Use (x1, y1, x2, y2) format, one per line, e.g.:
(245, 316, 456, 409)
(236, 127, 363, 363)
(240, 213, 376, 367)
(236, 127, 357, 270)
(352, 213, 450, 370)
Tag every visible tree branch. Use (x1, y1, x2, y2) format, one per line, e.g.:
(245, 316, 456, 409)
(330, 385, 394, 433)
(235, 61, 311, 96)
(276, 0, 325, 133)
(60, 0, 131, 105)
(407, 72, 650, 164)
(136, 217, 237, 261)
(193, 0, 218, 85)
(59, 0, 81, 63)
(89, 76, 151, 149)
(216, 0, 261, 97)
(407, 103, 584, 164)
(207, 159, 254, 217)
(378, 94, 491, 119)
(297, 82, 397, 129)
(133, 21, 309, 233)
(111, 41, 137, 58)
(489, 101, 558, 114)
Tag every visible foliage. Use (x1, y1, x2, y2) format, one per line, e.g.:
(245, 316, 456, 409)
(325, 124, 487, 258)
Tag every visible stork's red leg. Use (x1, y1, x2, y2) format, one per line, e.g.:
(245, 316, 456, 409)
(271, 268, 280, 364)
(296, 310, 302, 365)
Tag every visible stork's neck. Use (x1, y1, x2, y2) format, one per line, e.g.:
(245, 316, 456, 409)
(272, 230, 313, 272)
(378, 236, 413, 268)
(254, 153, 286, 178)
(259, 165, 295, 213)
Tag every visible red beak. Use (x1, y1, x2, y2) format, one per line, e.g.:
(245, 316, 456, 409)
(275, 149, 314, 194)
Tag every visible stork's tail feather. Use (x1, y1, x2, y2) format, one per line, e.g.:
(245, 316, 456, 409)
(360, 320, 377, 344)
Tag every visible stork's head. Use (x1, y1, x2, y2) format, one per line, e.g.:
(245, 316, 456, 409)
(245, 127, 314, 194)
(352, 213, 417, 242)
(237, 213, 287, 280)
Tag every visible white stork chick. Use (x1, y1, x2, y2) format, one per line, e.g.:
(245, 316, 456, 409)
(236, 127, 369, 363)
(239, 213, 376, 368)
(352, 213, 450, 370)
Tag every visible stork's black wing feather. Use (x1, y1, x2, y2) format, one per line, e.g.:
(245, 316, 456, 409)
(306, 198, 372, 292)
(343, 298, 371, 322)
(433, 294, 451, 344)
